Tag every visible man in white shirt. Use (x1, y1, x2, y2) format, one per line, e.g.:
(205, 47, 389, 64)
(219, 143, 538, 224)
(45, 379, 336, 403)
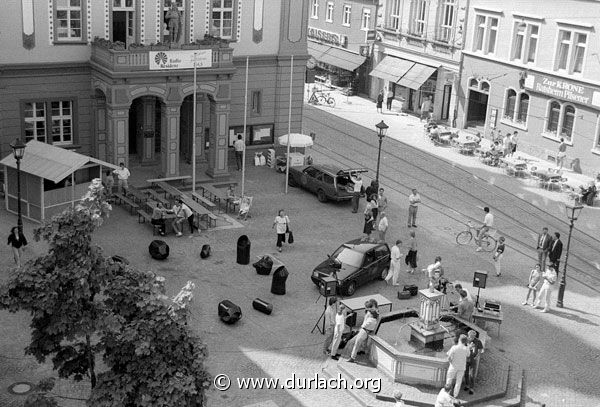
(408, 188, 421, 228)
(533, 266, 557, 313)
(386, 240, 402, 286)
(323, 297, 338, 355)
(113, 162, 131, 195)
(348, 300, 379, 363)
(377, 211, 389, 242)
(475, 207, 494, 252)
(329, 304, 348, 360)
(434, 383, 458, 407)
(446, 334, 469, 397)
(233, 134, 245, 171)
(350, 173, 363, 213)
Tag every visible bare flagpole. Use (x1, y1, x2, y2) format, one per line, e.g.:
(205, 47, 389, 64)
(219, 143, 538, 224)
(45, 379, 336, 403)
(242, 56, 249, 197)
(192, 52, 197, 194)
(285, 55, 294, 194)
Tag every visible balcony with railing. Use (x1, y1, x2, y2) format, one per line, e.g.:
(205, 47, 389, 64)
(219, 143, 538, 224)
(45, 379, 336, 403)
(90, 36, 235, 73)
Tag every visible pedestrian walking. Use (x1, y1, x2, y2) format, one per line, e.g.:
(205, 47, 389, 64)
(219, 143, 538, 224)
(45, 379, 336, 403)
(464, 330, 484, 394)
(103, 170, 114, 200)
(536, 227, 551, 270)
(475, 207, 494, 252)
(420, 96, 432, 122)
(376, 90, 384, 114)
(523, 263, 542, 306)
(386, 240, 402, 286)
(273, 209, 290, 252)
(493, 236, 505, 277)
(405, 231, 418, 274)
(329, 304, 347, 360)
(556, 138, 567, 169)
(445, 334, 469, 397)
(533, 266, 557, 313)
(113, 162, 131, 195)
(548, 232, 563, 272)
(323, 297, 338, 355)
(377, 211, 388, 242)
(233, 134, 245, 171)
(408, 188, 421, 228)
(7, 226, 27, 269)
(350, 173, 363, 213)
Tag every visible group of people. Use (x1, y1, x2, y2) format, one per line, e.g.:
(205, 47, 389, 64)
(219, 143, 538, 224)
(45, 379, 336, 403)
(150, 198, 199, 237)
(103, 162, 131, 199)
(443, 330, 484, 400)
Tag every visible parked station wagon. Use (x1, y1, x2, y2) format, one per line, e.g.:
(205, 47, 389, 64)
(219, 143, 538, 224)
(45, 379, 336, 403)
(288, 164, 368, 202)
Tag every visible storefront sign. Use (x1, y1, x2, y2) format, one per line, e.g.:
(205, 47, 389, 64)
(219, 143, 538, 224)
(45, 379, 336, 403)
(307, 27, 345, 47)
(525, 74, 600, 108)
(149, 49, 212, 70)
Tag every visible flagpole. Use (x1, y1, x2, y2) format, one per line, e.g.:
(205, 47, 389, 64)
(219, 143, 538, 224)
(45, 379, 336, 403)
(192, 52, 197, 194)
(242, 56, 249, 197)
(285, 55, 294, 194)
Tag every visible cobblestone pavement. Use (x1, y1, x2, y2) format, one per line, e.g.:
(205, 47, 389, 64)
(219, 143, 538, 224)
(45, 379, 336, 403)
(0, 95, 599, 407)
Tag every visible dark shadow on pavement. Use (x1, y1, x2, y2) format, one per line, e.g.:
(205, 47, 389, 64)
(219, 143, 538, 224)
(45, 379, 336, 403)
(546, 308, 599, 326)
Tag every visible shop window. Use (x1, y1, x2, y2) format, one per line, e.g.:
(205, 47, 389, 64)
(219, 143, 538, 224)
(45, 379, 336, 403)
(437, 0, 456, 43)
(473, 14, 498, 55)
(326, 2, 334, 22)
(555, 30, 587, 74)
(229, 124, 274, 146)
(545, 100, 574, 142)
(389, 0, 401, 31)
(410, 0, 428, 37)
(54, 0, 86, 42)
(342, 5, 351, 27)
(511, 22, 539, 64)
(311, 0, 319, 19)
(251, 90, 262, 115)
(361, 9, 371, 30)
(23, 100, 75, 145)
(210, 0, 235, 40)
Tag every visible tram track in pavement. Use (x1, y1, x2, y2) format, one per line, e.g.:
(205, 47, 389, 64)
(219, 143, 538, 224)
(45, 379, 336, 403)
(303, 106, 600, 291)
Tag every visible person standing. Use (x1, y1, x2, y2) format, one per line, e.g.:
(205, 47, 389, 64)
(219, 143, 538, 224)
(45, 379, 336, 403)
(348, 304, 379, 363)
(350, 173, 363, 213)
(329, 304, 347, 360)
(177, 198, 198, 237)
(272, 209, 290, 252)
(548, 232, 563, 272)
(502, 132, 512, 157)
(376, 90, 384, 114)
(377, 188, 388, 213)
(420, 96, 432, 122)
(556, 138, 567, 169)
(405, 231, 418, 274)
(103, 170, 115, 199)
(493, 236, 505, 277)
(386, 240, 402, 286)
(475, 207, 494, 252)
(323, 297, 338, 355)
(113, 162, 131, 195)
(445, 334, 469, 397)
(386, 87, 395, 111)
(464, 330, 484, 395)
(536, 227, 551, 270)
(7, 226, 28, 269)
(233, 134, 245, 171)
(533, 266, 557, 313)
(408, 188, 421, 228)
(377, 211, 389, 242)
(523, 263, 542, 306)
(363, 204, 375, 241)
(452, 290, 474, 321)
(510, 131, 519, 156)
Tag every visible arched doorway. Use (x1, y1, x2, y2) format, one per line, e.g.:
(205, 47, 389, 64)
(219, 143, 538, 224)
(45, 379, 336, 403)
(129, 96, 162, 165)
(466, 79, 490, 127)
(180, 92, 216, 164)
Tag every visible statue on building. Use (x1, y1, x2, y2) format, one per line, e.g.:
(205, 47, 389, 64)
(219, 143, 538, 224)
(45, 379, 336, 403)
(166, 3, 182, 44)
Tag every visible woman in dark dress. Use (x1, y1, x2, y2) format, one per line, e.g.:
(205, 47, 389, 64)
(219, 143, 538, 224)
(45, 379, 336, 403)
(363, 202, 374, 241)
(7, 226, 27, 269)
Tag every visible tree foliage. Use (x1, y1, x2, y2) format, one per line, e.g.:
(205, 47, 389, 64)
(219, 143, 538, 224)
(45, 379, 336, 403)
(0, 179, 210, 406)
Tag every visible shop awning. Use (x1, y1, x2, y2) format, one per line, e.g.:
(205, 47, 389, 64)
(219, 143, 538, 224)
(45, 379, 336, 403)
(319, 47, 365, 71)
(307, 41, 329, 60)
(369, 56, 414, 83)
(397, 62, 437, 90)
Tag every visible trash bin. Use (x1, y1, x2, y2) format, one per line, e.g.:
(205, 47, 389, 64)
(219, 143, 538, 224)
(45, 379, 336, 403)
(149, 240, 169, 260)
(236, 235, 251, 265)
(271, 266, 289, 295)
(218, 300, 242, 324)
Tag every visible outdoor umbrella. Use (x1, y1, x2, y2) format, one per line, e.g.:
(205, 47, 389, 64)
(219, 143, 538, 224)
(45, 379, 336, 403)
(277, 133, 314, 148)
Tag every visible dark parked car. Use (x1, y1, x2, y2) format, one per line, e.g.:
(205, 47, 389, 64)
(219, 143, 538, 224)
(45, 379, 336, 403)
(311, 238, 391, 296)
(288, 164, 368, 202)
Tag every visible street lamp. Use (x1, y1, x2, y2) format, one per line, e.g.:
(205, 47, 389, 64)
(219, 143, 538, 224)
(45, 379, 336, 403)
(374, 120, 388, 184)
(10, 138, 26, 234)
(556, 201, 583, 308)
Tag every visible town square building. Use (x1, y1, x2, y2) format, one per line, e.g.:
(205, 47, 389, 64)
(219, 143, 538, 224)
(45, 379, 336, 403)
(0, 0, 309, 179)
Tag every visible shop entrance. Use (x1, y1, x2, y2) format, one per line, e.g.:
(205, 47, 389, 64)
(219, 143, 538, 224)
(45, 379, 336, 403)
(466, 90, 489, 126)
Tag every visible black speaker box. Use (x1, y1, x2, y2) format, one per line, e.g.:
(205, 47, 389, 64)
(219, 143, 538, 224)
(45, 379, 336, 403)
(252, 298, 273, 315)
(149, 240, 169, 260)
(200, 244, 211, 259)
(397, 290, 411, 300)
(218, 300, 242, 324)
(473, 270, 488, 289)
(403, 284, 419, 296)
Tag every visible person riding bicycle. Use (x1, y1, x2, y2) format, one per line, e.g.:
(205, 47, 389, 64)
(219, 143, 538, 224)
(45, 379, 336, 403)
(475, 207, 494, 252)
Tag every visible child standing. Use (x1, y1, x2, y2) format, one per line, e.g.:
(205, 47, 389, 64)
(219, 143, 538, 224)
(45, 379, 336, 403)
(523, 264, 542, 306)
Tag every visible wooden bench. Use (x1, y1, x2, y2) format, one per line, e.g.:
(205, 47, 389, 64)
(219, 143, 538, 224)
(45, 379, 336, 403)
(192, 191, 217, 209)
(127, 186, 148, 204)
(114, 192, 140, 214)
(143, 189, 169, 206)
(146, 175, 191, 185)
(179, 195, 219, 229)
(137, 209, 162, 235)
(154, 181, 183, 200)
(200, 184, 226, 210)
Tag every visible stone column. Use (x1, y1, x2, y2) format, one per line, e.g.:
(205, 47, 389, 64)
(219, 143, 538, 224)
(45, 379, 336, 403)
(94, 97, 107, 161)
(140, 96, 156, 164)
(206, 102, 230, 178)
(160, 102, 181, 177)
(106, 104, 130, 167)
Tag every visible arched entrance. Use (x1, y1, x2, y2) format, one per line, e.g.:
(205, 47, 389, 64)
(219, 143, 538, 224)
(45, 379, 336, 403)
(129, 96, 162, 165)
(466, 78, 490, 128)
(180, 92, 216, 164)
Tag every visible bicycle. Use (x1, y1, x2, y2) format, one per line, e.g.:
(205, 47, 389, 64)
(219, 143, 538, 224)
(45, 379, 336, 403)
(317, 92, 336, 108)
(456, 221, 497, 252)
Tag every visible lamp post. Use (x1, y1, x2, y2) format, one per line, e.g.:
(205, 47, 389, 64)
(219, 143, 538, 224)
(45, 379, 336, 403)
(10, 138, 26, 234)
(374, 120, 388, 184)
(556, 201, 583, 308)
